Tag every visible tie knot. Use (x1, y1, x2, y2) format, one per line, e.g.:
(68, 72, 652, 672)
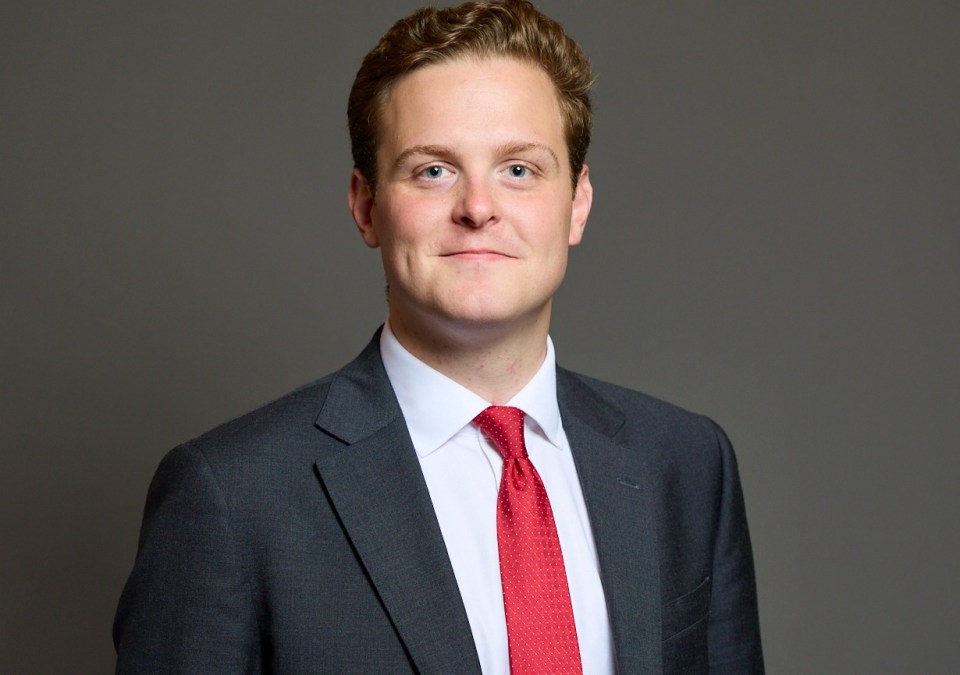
(474, 406, 527, 460)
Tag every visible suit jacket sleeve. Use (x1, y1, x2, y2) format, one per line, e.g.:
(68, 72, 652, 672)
(114, 444, 261, 673)
(706, 421, 764, 673)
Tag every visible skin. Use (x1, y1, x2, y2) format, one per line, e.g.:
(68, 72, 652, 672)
(349, 56, 592, 403)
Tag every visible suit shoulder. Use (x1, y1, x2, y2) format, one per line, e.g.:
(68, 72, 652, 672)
(157, 331, 389, 483)
(557, 367, 727, 456)
(170, 372, 338, 468)
(560, 368, 714, 427)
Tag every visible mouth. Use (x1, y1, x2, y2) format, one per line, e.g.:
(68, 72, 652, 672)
(441, 249, 514, 260)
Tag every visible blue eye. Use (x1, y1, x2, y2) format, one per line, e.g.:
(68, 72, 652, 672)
(507, 165, 529, 178)
(420, 165, 448, 179)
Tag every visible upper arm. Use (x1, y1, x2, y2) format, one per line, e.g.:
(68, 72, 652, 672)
(114, 444, 261, 673)
(706, 422, 765, 673)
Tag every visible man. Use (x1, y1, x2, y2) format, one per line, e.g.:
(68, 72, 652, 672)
(114, 1, 763, 673)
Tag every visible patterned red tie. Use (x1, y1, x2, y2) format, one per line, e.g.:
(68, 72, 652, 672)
(474, 406, 583, 674)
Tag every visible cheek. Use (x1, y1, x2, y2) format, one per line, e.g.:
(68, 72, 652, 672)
(375, 196, 441, 246)
(529, 202, 575, 250)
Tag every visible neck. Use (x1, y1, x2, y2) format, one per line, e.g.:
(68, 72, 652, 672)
(387, 312, 550, 404)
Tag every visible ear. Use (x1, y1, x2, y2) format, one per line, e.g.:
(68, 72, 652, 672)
(348, 169, 379, 248)
(568, 164, 592, 246)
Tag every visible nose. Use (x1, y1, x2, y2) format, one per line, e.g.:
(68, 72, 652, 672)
(452, 175, 498, 228)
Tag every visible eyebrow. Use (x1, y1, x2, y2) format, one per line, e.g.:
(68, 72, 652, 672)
(496, 142, 560, 171)
(391, 145, 452, 172)
(390, 142, 560, 173)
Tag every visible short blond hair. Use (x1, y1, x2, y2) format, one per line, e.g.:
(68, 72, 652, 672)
(348, 0, 593, 190)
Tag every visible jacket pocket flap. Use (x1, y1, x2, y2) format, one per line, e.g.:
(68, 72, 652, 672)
(662, 576, 711, 641)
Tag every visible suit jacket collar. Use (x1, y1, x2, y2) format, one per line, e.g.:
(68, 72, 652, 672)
(314, 331, 482, 674)
(314, 331, 663, 673)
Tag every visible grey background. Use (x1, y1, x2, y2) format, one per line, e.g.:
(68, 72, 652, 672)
(2, 1, 957, 672)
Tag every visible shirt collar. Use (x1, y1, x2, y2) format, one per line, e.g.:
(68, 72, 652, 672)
(379, 321, 564, 458)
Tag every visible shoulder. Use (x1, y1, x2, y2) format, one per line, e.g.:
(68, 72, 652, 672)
(157, 329, 394, 489)
(172, 330, 389, 469)
(189, 375, 335, 457)
(558, 366, 724, 446)
(556, 366, 739, 492)
(146, 375, 335, 506)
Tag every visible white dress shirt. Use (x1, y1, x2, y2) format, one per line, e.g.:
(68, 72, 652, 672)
(380, 322, 614, 675)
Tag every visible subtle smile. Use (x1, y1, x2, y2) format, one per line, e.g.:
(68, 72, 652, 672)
(441, 250, 515, 260)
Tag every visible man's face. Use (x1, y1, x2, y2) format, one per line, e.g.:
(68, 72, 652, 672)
(349, 56, 592, 346)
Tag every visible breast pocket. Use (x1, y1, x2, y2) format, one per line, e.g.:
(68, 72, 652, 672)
(661, 576, 711, 674)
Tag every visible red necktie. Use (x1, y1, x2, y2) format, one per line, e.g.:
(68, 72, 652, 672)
(474, 406, 583, 674)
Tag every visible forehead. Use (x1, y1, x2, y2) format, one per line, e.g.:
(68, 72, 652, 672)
(377, 56, 566, 158)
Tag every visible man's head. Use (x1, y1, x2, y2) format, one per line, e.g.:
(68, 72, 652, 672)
(348, 0, 593, 192)
(347, 1, 594, 362)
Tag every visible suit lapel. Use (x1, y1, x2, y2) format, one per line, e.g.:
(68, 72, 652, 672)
(314, 335, 482, 674)
(558, 368, 663, 673)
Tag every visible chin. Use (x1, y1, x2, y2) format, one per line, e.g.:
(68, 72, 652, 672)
(440, 296, 522, 323)
(441, 301, 549, 334)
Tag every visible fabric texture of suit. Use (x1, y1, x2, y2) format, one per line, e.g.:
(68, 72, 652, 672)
(114, 329, 763, 673)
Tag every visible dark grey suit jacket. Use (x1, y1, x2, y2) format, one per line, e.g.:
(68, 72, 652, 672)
(114, 331, 763, 673)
